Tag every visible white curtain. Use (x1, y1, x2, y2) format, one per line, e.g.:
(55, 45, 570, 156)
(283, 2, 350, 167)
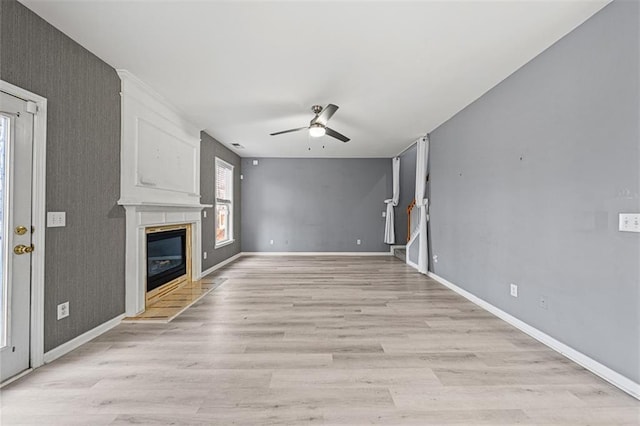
(415, 136, 429, 273)
(384, 157, 400, 244)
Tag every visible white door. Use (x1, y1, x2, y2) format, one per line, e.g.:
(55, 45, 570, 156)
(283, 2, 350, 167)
(0, 91, 34, 383)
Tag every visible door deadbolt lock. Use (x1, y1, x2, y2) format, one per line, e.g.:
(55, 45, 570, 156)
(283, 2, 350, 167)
(15, 225, 28, 235)
(14, 244, 34, 255)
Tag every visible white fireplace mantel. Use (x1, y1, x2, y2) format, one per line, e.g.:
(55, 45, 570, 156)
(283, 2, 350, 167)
(119, 202, 211, 316)
(117, 70, 211, 316)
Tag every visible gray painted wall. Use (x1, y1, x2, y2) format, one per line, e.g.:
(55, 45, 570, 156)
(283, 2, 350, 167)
(200, 132, 241, 271)
(429, 1, 639, 382)
(395, 144, 417, 245)
(1, 1, 124, 351)
(241, 158, 391, 252)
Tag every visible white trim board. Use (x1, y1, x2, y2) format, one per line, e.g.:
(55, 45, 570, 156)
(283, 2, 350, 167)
(427, 271, 640, 400)
(0, 80, 47, 371)
(43, 314, 125, 364)
(201, 252, 392, 276)
(0, 368, 33, 389)
(199, 252, 243, 279)
(198, 251, 392, 279)
(242, 252, 393, 256)
(44, 251, 245, 362)
(201, 252, 393, 277)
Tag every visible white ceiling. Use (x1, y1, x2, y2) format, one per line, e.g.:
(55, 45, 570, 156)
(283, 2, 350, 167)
(21, 0, 609, 158)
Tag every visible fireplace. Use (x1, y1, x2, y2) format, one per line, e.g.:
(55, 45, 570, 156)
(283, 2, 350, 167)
(118, 71, 210, 316)
(147, 228, 187, 292)
(144, 224, 193, 306)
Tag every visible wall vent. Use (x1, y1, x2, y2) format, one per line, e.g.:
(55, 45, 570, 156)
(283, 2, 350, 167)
(231, 143, 244, 149)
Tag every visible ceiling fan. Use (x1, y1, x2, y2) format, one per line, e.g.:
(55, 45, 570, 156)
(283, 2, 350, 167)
(270, 104, 350, 143)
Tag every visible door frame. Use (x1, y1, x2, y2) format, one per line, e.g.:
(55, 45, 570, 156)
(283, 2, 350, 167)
(0, 80, 47, 371)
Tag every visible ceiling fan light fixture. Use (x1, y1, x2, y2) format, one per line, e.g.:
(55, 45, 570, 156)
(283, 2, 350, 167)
(309, 123, 326, 138)
(270, 104, 349, 142)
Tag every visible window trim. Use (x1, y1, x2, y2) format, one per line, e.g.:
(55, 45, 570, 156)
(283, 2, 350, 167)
(214, 157, 234, 248)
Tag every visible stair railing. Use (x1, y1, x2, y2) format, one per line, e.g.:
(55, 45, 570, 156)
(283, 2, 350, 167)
(406, 198, 416, 243)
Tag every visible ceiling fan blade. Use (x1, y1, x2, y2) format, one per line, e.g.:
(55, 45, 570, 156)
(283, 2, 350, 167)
(311, 104, 339, 126)
(270, 127, 307, 136)
(325, 127, 350, 143)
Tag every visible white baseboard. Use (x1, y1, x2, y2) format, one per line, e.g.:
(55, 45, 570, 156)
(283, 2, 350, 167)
(199, 252, 243, 279)
(200, 252, 393, 275)
(427, 272, 640, 400)
(1, 368, 33, 388)
(43, 314, 125, 364)
(43, 252, 244, 364)
(242, 251, 392, 256)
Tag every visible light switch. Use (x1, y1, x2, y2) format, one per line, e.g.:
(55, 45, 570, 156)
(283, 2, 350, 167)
(619, 213, 640, 233)
(252, 160, 259, 165)
(47, 212, 66, 227)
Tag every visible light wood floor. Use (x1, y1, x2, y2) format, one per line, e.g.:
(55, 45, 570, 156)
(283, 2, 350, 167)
(1, 256, 638, 425)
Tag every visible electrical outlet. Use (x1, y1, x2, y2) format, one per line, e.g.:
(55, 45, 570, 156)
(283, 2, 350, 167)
(253, 160, 259, 165)
(539, 296, 548, 310)
(433, 255, 438, 263)
(47, 212, 66, 228)
(203, 211, 207, 218)
(269, 239, 274, 245)
(356, 239, 361, 245)
(510, 283, 518, 298)
(619, 213, 640, 232)
(203, 251, 207, 260)
(57, 302, 69, 320)
(382, 211, 386, 217)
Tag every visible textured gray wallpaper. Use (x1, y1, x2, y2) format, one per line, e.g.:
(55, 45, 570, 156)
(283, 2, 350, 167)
(200, 132, 241, 271)
(241, 158, 391, 252)
(1, 0, 125, 351)
(429, 1, 639, 382)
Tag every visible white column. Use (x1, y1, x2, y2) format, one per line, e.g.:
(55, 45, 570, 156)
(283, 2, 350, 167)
(414, 136, 430, 274)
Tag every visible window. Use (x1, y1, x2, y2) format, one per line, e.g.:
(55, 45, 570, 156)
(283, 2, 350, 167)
(215, 158, 234, 247)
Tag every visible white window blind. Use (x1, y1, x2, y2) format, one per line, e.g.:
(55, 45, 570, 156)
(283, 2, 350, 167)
(215, 158, 234, 246)
(216, 160, 233, 202)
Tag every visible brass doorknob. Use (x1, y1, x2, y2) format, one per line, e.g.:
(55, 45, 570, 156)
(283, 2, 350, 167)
(13, 244, 34, 255)
(15, 226, 28, 235)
